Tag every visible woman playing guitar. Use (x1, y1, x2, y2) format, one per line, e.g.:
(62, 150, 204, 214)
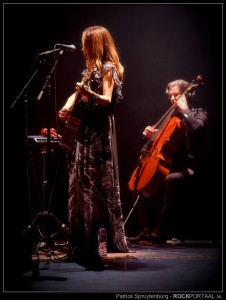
(58, 26, 129, 270)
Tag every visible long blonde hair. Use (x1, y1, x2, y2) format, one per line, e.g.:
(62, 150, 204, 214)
(81, 26, 124, 82)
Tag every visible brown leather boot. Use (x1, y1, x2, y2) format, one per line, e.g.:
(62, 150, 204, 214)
(128, 227, 151, 243)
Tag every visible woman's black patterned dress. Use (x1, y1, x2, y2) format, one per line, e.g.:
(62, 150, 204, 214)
(68, 63, 129, 255)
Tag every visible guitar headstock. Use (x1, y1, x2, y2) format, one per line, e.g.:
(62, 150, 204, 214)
(81, 70, 94, 84)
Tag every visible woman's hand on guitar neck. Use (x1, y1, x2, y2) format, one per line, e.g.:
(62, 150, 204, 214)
(76, 82, 95, 102)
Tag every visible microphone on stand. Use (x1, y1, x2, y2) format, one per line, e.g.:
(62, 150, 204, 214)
(38, 44, 76, 56)
(55, 44, 76, 51)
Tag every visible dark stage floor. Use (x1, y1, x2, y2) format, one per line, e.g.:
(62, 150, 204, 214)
(3, 238, 223, 296)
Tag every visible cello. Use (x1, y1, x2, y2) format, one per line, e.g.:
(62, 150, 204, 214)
(128, 75, 204, 198)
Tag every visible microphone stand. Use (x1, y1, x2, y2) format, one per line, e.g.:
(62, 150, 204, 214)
(36, 51, 62, 102)
(11, 67, 39, 109)
(23, 51, 69, 259)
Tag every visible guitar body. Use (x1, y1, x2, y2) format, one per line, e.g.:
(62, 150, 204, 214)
(59, 94, 87, 151)
(59, 73, 93, 151)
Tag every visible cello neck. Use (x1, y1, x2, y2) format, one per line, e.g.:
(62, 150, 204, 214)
(141, 102, 177, 154)
(153, 101, 177, 130)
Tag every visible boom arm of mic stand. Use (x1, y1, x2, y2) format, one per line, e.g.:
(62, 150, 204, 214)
(10, 57, 47, 109)
(10, 67, 39, 109)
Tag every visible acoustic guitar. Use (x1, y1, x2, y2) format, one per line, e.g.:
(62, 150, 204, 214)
(59, 74, 92, 151)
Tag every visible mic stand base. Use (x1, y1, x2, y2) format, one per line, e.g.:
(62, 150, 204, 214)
(24, 211, 70, 259)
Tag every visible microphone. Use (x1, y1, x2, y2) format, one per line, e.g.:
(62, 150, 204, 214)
(55, 44, 76, 51)
(38, 44, 76, 56)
